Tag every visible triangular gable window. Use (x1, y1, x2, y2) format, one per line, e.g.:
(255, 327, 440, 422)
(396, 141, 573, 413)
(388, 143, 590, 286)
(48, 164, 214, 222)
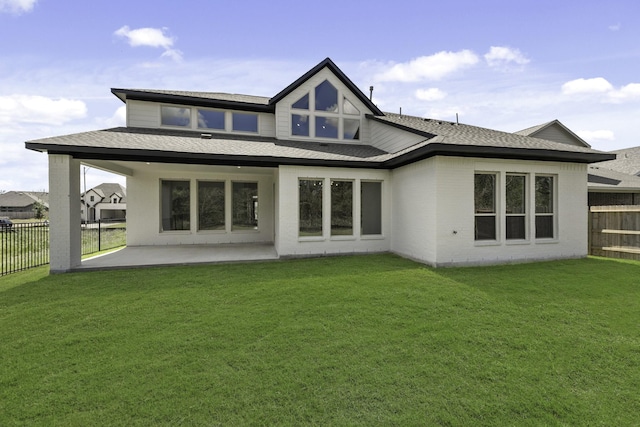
(290, 79, 360, 141)
(292, 93, 309, 110)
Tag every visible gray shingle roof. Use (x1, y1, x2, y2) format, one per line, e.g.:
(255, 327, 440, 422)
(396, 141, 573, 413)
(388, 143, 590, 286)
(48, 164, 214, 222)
(588, 165, 640, 190)
(0, 191, 49, 208)
(113, 89, 271, 106)
(596, 146, 640, 176)
(372, 114, 601, 154)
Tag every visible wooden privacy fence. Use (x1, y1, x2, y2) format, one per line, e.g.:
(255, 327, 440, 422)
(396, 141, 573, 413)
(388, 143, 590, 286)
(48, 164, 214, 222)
(589, 205, 640, 261)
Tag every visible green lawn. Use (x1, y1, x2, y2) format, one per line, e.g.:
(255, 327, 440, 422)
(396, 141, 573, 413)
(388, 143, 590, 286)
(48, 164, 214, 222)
(1, 255, 639, 425)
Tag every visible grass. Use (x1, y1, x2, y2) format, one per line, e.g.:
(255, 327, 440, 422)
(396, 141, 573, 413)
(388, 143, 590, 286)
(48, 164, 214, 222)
(1, 255, 639, 425)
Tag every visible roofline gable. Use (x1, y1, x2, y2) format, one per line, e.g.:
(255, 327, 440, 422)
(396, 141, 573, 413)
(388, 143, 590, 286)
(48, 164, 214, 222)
(269, 58, 384, 116)
(517, 119, 591, 148)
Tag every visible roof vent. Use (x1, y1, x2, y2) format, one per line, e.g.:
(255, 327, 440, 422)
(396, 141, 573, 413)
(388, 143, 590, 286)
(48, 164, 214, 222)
(319, 143, 329, 147)
(200, 133, 212, 139)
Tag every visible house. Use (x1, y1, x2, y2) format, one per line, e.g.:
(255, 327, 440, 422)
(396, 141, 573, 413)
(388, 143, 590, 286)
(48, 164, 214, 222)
(516, 120, 640, 206)
(25, 58, 614, 273)
(0, 191, 49, 219)
(81, 183, 126, 222)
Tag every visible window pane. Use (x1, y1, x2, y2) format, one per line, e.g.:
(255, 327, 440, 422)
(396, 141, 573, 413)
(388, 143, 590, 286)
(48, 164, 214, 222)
(474, 174, 495, 213)
(315, 80, 338, 112)
(232, 112, 258, 132)
(161, 180, 190, 231)
(232, 182, 258, 231)
(198, 181, 225, 230)
(535, 176, 554, 213)
(161, 106, 191, 127)
(343, 119, 360, 140)
(343, 97, 359, 115)
(292, 93, 309, 110)
(536, 216, 554, 238)
(292, 114, 309, 136)
(316, 116, 338, 139)
(331, 180, 353, 236)
(506, 216, 525, 240)
(197, 109, 225, 130)
(361, 181, 382, 235)
(475, 216, 496, 240)
(506, 175, 525, 214)
(299, 179, 323, 236)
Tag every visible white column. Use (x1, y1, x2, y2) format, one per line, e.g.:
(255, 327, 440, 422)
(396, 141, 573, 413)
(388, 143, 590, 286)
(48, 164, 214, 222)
(49, 154, 81, 273)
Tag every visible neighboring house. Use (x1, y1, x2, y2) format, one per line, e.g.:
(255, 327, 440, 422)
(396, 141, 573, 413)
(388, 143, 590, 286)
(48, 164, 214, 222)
(26, 58, 614, 272)
(0, 191, 49, 219)
(587, 166, 640, 206)
(81, 183, 127, 222)
(516, 120, 640, 205)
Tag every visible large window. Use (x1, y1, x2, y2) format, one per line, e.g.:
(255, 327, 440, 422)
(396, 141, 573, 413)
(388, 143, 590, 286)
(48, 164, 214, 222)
(535, 176, 555, 239)
(290, 79, 360, 140)
(299, 179, 323, 237)
(161, 180, 190, 231)
(331, 180, 353, 236)
(198, 181, 225, 231)
(232, 182, 258, 231)
(474, 173, 497, 240)
(506, 174, 526, 240)
(361, 181, 382, 235)
(161, 106, 191, 127)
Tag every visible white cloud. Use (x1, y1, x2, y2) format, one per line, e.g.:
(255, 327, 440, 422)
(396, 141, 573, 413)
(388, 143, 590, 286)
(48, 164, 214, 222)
(484, 46, 530, 68)
(114, 26, 182, 61)
(609, 83, 640, 102)
(561, 77, 614, 95)
(0, 95, 87, 125)
(415, 88, 447, 101)
(0, 0, 36, 14)
(577, 129, 615, 142)
(609, 23, 621, 31)
(376, 50, 479, 82)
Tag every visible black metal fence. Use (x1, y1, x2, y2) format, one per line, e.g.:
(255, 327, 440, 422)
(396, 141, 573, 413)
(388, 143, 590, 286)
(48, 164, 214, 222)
(0, 219, 126, 276)
(81, 219, 127, 256)
(0, 221, 50, 276)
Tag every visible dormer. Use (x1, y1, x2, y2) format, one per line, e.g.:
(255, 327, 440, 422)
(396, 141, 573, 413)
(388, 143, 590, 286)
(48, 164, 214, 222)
(270, 58, 383, 144)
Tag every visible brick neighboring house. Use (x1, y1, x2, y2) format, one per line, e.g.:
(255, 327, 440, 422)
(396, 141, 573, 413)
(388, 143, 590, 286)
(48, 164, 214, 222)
(0, 191, 49, 219)
(25, 57, 615, 272)
(81, 183, 126, 222)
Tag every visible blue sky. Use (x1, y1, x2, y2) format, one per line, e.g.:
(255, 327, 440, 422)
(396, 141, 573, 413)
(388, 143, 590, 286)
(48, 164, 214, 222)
(2, 0, 640, 191)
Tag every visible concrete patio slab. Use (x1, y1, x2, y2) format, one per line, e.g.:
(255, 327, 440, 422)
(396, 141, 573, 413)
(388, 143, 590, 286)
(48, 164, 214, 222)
(77, 243, 278, 271)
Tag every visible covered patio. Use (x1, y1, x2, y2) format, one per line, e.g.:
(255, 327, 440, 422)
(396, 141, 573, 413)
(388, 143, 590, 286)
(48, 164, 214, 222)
(77, 243, 279, 271)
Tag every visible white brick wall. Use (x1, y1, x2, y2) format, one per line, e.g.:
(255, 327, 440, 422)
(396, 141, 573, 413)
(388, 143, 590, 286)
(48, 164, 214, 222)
(390, 156, 589, 266)
(275, 165, 391, 257)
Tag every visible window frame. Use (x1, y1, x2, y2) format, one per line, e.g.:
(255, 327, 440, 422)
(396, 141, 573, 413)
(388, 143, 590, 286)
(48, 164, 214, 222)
(474, 173, 498, 241)
(330, 179, 354, 237)
(197, 180, 226, 232)
(505, 173, 528, 241)
(160, 179, 191, 232)
(535, 175, 556, 239)
(290, 79, 361, 141)
(231, 181, 259, 232)
(298, 178, 324, 238)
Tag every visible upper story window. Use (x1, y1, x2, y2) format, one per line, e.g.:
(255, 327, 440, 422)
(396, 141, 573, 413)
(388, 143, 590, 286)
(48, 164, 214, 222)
(197, 109, 225, 130)
(291, 79, 361, 141)
(161, 106, 191, 127)
(232, 112, 258, 133)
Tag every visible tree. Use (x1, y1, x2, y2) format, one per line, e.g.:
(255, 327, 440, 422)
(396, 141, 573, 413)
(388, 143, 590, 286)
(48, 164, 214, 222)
(33, 201, 46, 219)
